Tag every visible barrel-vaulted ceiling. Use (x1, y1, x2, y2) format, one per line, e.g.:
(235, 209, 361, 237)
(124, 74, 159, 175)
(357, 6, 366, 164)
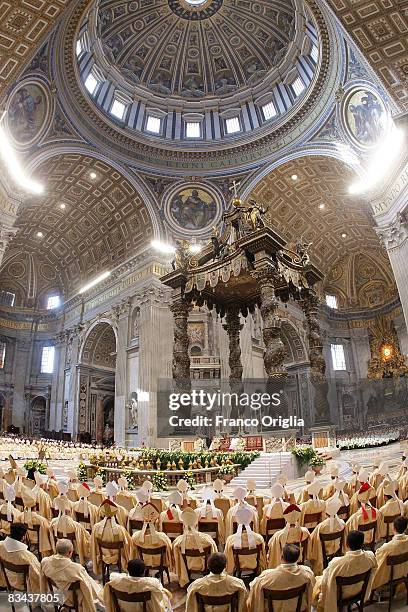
(248, 155, 397, 309)
(7, 154, 154, 295)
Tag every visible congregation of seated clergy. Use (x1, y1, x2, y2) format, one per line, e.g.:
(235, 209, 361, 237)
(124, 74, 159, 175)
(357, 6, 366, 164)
(1, 457, 408, 611)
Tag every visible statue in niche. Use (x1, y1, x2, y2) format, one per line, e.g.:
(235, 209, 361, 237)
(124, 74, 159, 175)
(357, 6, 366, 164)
(295, 239, 312, 266)
(181, 76, 205, 98)
(127, 391, 138, 429)
(132, 308, 140, 340)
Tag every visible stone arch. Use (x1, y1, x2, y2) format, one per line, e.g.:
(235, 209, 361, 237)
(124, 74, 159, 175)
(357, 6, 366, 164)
(281, 319, 308, 365)
(30, 395, 47, 437)
(78, 320, 117, 443)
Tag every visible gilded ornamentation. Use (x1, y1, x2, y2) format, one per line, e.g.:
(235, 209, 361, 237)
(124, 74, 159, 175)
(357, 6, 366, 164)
(367, 316, 408, 379)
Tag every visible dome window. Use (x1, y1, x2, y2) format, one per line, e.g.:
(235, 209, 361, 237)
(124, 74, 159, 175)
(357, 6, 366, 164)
(110, 98, 127, 121)
(47, 295, 60, 310)
(185, 121, 201, 138)
(84, 72, 99, 96)
(146, 115, 162, 134)
(0, 290, 15, 307)
(325, 294, 338, 309)
(331, 343, 346, 371)
(225, 116, 241, 135)
(262, 101, 277, 121)
(291, 76, 305, 98)
(0, 341, 6, 370)
(76, 38, 84, 57)
(310, 44, 319, 64)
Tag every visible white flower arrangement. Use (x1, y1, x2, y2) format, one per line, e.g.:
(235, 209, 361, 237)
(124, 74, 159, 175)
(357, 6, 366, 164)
(337, 431, 399, 450)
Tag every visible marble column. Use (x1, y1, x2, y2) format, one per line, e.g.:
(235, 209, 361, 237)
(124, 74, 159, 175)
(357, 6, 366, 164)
(66, 332, 81, 439)
(253, 268, 286, 380)
(11, 338, 31, 431)
(301, 291, 330, 425)
(376, 213, 408, 330)
(49, 332, 67, 431)
(223, 306, 243, 382)
(96, 393, 104, 443)
(0, 223, 17, 269)
(113, 300, 131, 447)
(138, 285, 173, 447)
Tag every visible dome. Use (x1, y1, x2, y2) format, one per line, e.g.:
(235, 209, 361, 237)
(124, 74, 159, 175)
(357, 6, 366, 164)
(75, 0, 321, 147)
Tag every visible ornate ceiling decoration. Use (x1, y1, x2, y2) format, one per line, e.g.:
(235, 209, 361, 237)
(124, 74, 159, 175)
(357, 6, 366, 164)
(9, 154, 154, 295)
(0, 0, 69, 98)
(0, 248, 62, 309)
(327, 0, 408, 111)
(324, 249, 397, 310)
(249, 156, 383, 275)
(81, 321, 116, 369)
(96, 0, 297, 97)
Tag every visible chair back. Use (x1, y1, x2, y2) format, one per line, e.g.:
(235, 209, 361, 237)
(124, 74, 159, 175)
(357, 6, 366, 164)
(358, 520, 377, 551)
(336, 569, 371, 609)
(110, 586, 151, 612)
(0, 511, 13, 524)
(233, 543, 262, 582)
(383, 515, 400, 542)
(0, 558, 29, 594)
(129, 518, 143, 534)
(161, 521, 183, 540)
(337, 505, 350, 520)
(197, 591, 239, 612)
(198, 520, 219, 544)
(303, 511, 323, 532)
(263, 583, 307, 612)
(181, 545, 212, 583)
(47, 577, 81, 612)
(232, 520, 253, 534)
(74, 511, 92, 532)
(97, 539, 124, 584)
(136, 545, 170, 584)
(319, 529, 344, 569)
(265, 518, 285, 543)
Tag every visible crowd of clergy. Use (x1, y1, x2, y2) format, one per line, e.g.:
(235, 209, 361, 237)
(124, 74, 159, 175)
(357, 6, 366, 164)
(1, 455, 408, 611)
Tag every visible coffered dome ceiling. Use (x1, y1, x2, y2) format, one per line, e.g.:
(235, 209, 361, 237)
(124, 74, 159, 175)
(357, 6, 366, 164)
(96, 0, 297, 97)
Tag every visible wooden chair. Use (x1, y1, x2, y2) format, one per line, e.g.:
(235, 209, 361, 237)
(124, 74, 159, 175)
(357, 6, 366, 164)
(73, 510, 92, 533)
(265, 518, 285, 544)
(336, 569, 372, 612)
(109, 586, 151, 612)
(358, 520, 377, 552)
(198, 520, 219, 545)
(232, 520, 254, 534)
(337, 505, 350, 521)
(128, 518, 143, 534)
(383, 551, 408, 612)
(97, 539, 124, 585)
(161, 521, 183, 541)
(369, 496, 377, 508)
(47, 576, 81, 612)
(263, 583, 307, 612)
(196, 591, 239, 612)
(56, 531, 78, 562)
(0, 511, 13, 526)
(320, 530, 344, 569)
(136, 544, 170, 584)
(0, 558, 32, 612)
(181, 545, 212, 584)
(289, 539, 308, 565)
(233, 543, 263, 584)
(303, 511, 323, 533)
(384, 515, 400, 543)
(23, 522, 42, 560)
(51, 507, 60, 518)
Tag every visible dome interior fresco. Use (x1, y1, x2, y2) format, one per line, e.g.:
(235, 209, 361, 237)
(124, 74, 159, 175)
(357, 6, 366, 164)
(8, 154, 155, 295)
(96, 0, 297, 97)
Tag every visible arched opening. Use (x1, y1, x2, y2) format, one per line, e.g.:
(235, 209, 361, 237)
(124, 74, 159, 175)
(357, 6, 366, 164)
(78, 321, 116, 444)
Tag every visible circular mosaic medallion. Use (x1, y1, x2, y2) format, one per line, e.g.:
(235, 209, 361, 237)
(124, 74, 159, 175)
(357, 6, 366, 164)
(6, 79, 51, 147)
(164, 182, 223, 235)
(342, 86, 389, 149)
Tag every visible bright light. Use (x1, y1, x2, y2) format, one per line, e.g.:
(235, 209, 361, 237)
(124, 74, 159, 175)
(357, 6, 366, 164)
(110, 99, 126, 121)
(326, 294, 337, 309)
(291, 174, 298, 181)
(151, 240, 176, 255)
(60, 203, 66, 210)
(225, 117, 240, 135)
(349, 126, 404, 195)
(189, 243, 202, 254)
(319, 203, 325, 210)
(0, 124, 44, 194)
(84, 73, 98, 95)
(146, 115, 161, 134)
(41, 346, 55, 374)
(262, 101, 277, 121)
(79, 271, 111, 294)
(186, 121, 201, 138)
(47, 295, 60, 309)
(341, 233, 347, 238)
(89, 171, 97, 180)
(36, 231, 44, 238)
